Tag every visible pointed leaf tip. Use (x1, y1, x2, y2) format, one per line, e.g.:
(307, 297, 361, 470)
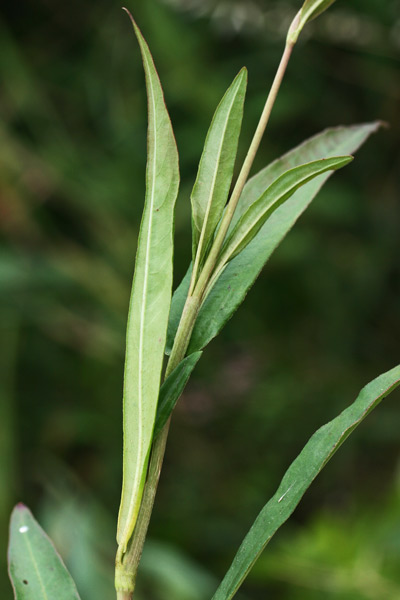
(8, 505, 81, 599)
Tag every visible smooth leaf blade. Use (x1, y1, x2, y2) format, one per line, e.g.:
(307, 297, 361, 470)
(185, 122, 381, 353)
(117, 12, 180, 552)
(288, 0, 337, 43)
(191, 68, 247, 279)
(217, 156, 352, 268)
(212, 365, 400, 600)
(154, 351, 202, 437)
(8, 504, 81, 600)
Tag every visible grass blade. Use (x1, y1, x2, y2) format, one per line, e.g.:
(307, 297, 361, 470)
(8, 504, 81, 600)
(215, 156, 352, 269)
(212, 365, 400, 600)
(117, 12, 180, 552)
(185, 122, 381, 353)
(154, 351, 202, 437)
(190, 69, 247, 286)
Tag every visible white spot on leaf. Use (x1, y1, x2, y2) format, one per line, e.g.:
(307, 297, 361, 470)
(19, 526, 29, 533)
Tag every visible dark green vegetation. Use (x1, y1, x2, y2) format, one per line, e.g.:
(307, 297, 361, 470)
(1, 0, 400, 598)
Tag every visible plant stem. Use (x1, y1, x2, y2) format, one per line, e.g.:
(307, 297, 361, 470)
(115, 34, 296, 600)
(192, 39, 295, 299)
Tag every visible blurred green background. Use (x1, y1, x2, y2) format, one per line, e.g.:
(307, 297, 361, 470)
(1, 0, 399, 598)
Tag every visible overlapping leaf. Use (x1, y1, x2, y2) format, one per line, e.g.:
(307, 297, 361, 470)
(190, 68, 247, 284)
(8, 504, 81, 600)
(167, 122, 379, 354)
(212, 365, 400, 600)
(214, 156, 352, 273)
(117, 13, 180, 553)
(154, 351, 202, 437)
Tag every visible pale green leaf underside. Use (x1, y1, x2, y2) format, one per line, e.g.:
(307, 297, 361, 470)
(191, 68, 247, 276)
(117, 15, 180, 551)
(154, 351, 202, 437)
(288, 0, 337, 43)
(182, 122, 380, 353)
(216, 156, 352, 270)
(212, 365, 400, 600)
(8, 504, 81, 600)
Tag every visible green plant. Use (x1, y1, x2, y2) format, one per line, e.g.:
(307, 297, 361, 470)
(7, 1, 400, 599)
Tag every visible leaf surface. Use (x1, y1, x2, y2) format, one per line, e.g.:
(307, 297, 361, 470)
(185, 122, 380, 353)
(215, 156, 352, 271)
(212, 365, 400, 600)
(8, 504, 81, 600)
(154, 351, 202, 437)
(191, 69, 247, 282)
(288, 0, 337, 43)
(117, 13, 180, 552)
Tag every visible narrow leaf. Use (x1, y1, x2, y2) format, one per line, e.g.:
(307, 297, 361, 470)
(191, 68, 247, 282)
(212, 365, 400, 600)
(216, 156, 352, 269)
(8, 504, 81, 600)
(117, 12, 180, 552)
(154, 351, 202, 437)
(288, 0, 337, 44)
(184, 122, 381, 353)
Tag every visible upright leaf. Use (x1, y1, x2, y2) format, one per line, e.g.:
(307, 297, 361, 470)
(212, 365, 400, 600)
(182, 122, 380, 353)
(8, 504, 81, 600)
(190, 69, 247, 282)
(117, 13, 180, 553)
(215, 156, 352, 271)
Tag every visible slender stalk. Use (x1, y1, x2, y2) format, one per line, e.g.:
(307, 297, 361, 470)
(115, 30, 297, 599)
(192, 39, 295, 299)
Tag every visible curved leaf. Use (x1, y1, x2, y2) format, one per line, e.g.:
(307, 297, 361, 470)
(191, 68, 247, 284)
(288, 0, 337, 44)
(215, 156, 352, 271)
(212, 365, 400, 600)
(117, 13, 180, 552)
(8, 504, 81, 600)
(185, 122, 381, 353)
(154, 351, 202, 437)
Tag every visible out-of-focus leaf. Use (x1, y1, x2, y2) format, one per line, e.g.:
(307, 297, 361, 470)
(215, 156, 352, 271)
(185, 122, 381, 353)
(8, 504, 81, 600)
(288, 0, 337, 44)
(212, 365, 400, 600)
(191, 68, 247, 284)
(154, 352, 202, 437)
(117, 12, 180, 553)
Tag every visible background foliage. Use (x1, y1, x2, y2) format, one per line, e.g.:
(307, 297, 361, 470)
(1, 0, 399, 598)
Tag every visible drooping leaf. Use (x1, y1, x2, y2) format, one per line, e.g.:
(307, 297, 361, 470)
(117, 12, 180, 553)
(8, 504, 81, 600)
(183, 122, 380, 353)
(215, 156, 352, 272)
(288, 0, 337, 44)
(212, 365, 400, 600)
(190, 68, 247, 284)
(154, 351, 202, 437)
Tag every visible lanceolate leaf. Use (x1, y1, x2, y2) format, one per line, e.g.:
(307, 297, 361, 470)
(183, 122, 380, 353)
(190, 69, 247, 284)
(215, 156, 352, 271)
(117, 13, 180, 552)
(212, 365, 400, 600)
(8, 504, 81, 600)
(288, 0, 337, 44)
(154, 351, 202, 437)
